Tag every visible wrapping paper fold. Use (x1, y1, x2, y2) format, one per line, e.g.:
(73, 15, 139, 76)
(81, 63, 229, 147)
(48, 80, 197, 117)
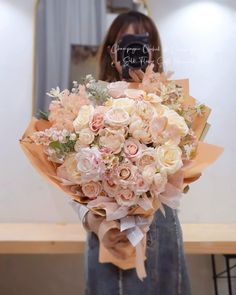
(20, 79, 224, 280)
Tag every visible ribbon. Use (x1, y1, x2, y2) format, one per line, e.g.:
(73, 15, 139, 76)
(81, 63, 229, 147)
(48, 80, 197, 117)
(98, 214, 153, 281)
(121, 215, 153, 280)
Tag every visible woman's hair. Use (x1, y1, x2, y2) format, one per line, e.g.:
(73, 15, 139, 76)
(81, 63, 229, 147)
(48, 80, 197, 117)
(97, 10, 163, 82)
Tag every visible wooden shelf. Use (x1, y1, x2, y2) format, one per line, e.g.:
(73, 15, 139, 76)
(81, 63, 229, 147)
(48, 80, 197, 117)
(0, 223, 235, 254)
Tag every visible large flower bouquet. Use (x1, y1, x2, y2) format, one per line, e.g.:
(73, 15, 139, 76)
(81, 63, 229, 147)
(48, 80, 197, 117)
(20, 65, 223, 280)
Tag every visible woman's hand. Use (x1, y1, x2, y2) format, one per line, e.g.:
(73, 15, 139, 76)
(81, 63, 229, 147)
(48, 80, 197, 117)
(102, 228, 135, 260)
(86, 210, 104, 236)
(128, 68, 145, 83)
(86, 211, 135, 259)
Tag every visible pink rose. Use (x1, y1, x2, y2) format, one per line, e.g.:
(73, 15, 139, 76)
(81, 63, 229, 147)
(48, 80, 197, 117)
(76, 147, 103, 182)
(123, 138, 141, 160)
(89, 112, 104, 133)
(152, 172, 167, 194)
(81, 181, 102, 199)
(115, 189, 138, 206)
(133, 173, 149, 195)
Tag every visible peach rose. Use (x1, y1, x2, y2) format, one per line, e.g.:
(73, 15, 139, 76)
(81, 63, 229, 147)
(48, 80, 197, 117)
(124, 88, 146, 100)
(107, 81, 129, 98)
(137, 148, 157, 168)
(123, 138, 141, 160)
(99, 128, 125, 154)
(115, 188, 139, 206)
(114, 162, 137, 188)
(81, 181, 102, 199)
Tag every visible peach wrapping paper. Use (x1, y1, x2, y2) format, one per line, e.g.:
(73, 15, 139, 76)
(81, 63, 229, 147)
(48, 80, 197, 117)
(20, 79, 224, 280)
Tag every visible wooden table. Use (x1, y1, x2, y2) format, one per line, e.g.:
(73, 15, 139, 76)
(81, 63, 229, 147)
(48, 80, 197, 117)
(0, 223, 235, 254)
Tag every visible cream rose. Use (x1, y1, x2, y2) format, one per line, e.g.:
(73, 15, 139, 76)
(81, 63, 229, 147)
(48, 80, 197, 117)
(57, 153, 81, 184)
(104, 107, 130, 128)
(135, 101, 155, 120)
(163, 108, 189, 137)
(156, 144, 183, 174)
(145, 93, 163, 103)
(110, 97, 135, 114)
(142, 165, 156, 185)
(129, 114, 152, 144)
(73, 105, 94, 133)
(74, 128, 95, 149)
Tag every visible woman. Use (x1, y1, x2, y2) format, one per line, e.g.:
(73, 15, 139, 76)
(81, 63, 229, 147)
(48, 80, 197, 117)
(80, 11, 192, 295)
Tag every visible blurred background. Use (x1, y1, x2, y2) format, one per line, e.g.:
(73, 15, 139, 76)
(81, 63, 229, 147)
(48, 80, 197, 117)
(0, 0, 235, 294)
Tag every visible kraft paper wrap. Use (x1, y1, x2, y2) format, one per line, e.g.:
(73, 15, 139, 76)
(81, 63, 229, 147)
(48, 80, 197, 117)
(20, 79, 224, 279)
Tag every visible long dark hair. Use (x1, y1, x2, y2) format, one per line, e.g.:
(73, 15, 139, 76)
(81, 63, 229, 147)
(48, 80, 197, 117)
(98, 11, 163, 82)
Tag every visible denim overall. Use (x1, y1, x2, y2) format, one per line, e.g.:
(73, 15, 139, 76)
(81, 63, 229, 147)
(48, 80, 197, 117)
(84, 204, 192, 295)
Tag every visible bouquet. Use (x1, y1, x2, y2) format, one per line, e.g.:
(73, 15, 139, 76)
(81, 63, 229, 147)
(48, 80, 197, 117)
(20, 64, 223, 280)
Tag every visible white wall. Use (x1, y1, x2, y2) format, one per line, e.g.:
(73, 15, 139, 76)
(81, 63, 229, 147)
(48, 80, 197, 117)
(0, 0, 78, 223)
(148, 0, 236, 223)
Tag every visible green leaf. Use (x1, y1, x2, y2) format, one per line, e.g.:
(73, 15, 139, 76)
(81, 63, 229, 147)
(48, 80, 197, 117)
(49, 141, 61, 150)
(38, 110, 49, 120)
